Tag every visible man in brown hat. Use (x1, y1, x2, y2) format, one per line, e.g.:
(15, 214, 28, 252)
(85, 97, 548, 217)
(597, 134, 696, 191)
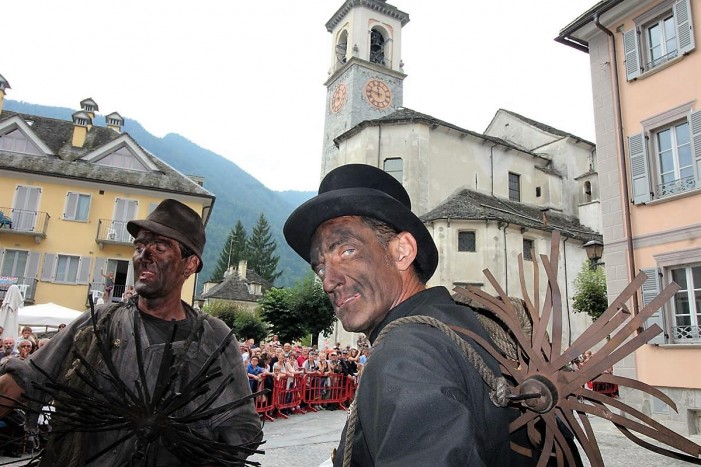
(0, 199, 262, 465)
(284, 164, 518, 466)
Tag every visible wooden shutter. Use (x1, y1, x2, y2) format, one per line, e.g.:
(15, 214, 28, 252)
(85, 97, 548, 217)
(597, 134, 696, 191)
(675, 0, 695, 54)
(40, 253, 57, 282)
(629, 133, 651, 203)
(623, 28, 641, 80)
(641, 268, 665, 344)
(691, 110, 701, 187)
(77, 256, 92, 284)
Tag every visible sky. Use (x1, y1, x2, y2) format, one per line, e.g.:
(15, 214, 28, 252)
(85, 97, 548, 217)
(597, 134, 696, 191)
(3, 1, 597, 192)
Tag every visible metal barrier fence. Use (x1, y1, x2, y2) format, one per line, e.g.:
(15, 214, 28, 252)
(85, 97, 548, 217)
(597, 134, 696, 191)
(251, 373, 357, 421)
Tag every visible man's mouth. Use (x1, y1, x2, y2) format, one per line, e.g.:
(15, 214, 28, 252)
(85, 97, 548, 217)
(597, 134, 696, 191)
(335, 293, 359, 308)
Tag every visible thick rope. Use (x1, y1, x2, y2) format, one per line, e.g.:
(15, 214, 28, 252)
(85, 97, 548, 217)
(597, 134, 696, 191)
(342, 315, 512, 467)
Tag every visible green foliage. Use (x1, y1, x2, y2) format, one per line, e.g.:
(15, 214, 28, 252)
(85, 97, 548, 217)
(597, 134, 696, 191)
(247, 213, 281, 285)
(203, 300, 267, 343)
(210, 221, 249, 282)
(259, 288, 305, 343)
(259, 273, 335, 345)
(572, 261, 608, 321)
(234, 312, 268, 344)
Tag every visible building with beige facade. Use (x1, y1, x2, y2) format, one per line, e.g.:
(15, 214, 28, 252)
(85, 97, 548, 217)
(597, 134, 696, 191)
(320, 0, 602, 350)
(559, 0, 701, 436)
(0, 74, 214, 312)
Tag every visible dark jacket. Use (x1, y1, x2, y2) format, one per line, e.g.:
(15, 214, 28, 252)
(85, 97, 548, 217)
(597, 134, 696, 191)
(334, 286, 512, 466)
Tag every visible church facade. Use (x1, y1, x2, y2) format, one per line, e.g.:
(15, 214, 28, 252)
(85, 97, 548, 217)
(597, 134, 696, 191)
(320, 0, 603, 351)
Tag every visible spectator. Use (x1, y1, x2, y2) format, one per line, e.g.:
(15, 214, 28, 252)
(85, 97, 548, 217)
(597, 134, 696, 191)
(101, 270, 115, 301)
(246, 356, 264, 393)
(16, 341, 32, 361)
(282, 342, 292, 358)
(16, 326, 37, 351)
(122, 285, 135, 302)
(57, 324, 66, 332)
(0, 338, 17, 364)
(96, 292, 105, 306)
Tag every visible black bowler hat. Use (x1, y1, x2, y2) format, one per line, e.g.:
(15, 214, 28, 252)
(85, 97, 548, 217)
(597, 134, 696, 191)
(283, 164, 438, 283)
(126, 199, 205, 272)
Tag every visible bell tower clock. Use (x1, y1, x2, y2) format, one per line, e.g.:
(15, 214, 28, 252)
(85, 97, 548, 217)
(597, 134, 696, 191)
(321, 0, 409, 176)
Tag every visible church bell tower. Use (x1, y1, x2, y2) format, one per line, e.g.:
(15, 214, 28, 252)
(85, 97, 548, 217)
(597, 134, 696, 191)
(321, 0, 409, 176)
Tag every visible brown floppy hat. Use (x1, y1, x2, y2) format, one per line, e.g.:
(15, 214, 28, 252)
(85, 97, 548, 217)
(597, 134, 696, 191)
(126, 199, 205, 272)
(283, 164, 438, 283)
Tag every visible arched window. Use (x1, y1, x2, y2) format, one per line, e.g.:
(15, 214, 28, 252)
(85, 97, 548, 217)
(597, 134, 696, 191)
(370, 29, 386, 65)
(336, 30, 348, 65)
(383, 158, 403, 183)
(584, 181, 592, 202)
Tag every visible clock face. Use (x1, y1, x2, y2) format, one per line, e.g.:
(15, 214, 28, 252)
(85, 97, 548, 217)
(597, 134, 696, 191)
(331, 84, 347, 113)
(365, 79, 392, 109)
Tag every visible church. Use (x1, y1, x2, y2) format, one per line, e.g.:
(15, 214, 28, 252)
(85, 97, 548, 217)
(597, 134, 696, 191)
(319, 0, 602, 350)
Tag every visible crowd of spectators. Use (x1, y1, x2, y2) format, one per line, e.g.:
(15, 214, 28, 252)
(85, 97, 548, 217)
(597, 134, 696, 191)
(242, 336, 368, 416)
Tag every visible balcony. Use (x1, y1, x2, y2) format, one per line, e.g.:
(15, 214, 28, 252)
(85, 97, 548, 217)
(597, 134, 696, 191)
(0, 207, 50, 243)
(0, 276, 38, 303)
(672, 325, 701, 344)
(96, 219, 134, 250)
(657, 176, 696, 199)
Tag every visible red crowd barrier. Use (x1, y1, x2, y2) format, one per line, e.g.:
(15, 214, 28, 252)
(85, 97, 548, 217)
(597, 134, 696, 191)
(251, 372, 358, 421)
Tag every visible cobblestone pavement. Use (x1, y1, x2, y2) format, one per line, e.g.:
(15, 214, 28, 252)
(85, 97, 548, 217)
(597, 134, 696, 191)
(1, 408, 699, 466)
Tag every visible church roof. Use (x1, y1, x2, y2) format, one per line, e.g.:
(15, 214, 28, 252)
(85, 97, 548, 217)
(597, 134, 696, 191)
(335, 107, 548, 159)
(420, 188, 601, 243)
(496, 109, 595, 147)
(0, 110, 212, 199)
(200, 269, 271, 302)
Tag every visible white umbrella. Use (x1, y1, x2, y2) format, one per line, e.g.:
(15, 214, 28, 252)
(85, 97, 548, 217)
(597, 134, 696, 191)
(18, 303, 84, 334)
(0, 284, 23, 340)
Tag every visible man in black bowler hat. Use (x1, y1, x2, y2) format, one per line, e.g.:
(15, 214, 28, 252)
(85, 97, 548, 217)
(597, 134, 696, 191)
(284, 164, 515, 466)
(0, 199, 262, 465)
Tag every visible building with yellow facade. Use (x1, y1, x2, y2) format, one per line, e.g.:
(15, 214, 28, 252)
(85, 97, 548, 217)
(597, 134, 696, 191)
(0, 73, 215, 312)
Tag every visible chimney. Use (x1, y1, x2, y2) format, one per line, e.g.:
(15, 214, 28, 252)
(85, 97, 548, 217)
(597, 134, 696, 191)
(0, 74, 10, 115)
(105, 112, 124, 133)
(238, 260, 248, 280)
(540, 207, 549, 227)
(80, 98, 99, 120)
(71, 111, 92, 148)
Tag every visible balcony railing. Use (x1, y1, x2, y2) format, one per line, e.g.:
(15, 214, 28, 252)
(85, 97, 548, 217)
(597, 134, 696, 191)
(673, 325, 701, 343)
(0, 206, 50, 240)
(657, 176, 696, 199)
(0, 276, 38, 303)
(96, 219, 134, 248)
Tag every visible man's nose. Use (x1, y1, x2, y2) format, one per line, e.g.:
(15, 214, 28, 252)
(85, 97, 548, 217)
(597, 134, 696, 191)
(321, 264, 343, 293)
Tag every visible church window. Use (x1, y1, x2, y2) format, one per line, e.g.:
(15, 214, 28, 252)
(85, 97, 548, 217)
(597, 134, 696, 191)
(458, 232, 476, 252)
(509, 172, 521, 202)
(383, 158, 403, 183)
(523, 239, 534, 261)
(370, 29, 386, 65)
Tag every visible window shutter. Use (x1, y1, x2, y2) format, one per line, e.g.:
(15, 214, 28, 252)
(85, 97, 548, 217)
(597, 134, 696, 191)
(40, 253, 57, 282)
(0, 249, 4, 274)
(64, 192, 77, 220)
(623, 28, 641, 80)
(76, 256, 92, 284)
(628, 133, 651, 203)
(690, 110, 701, 187)
(641, 268, 665, 344)
(25, 252, 40, 281)
(675, 0, 695, 54)
(92, 257, 107, 290)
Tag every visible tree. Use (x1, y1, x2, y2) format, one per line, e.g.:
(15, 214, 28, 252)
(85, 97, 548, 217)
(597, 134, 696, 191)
(202, 300, 268, 344)
(292, 274, 335, 347)
(210, 221, 248, 282)
(259, 287, 305, 343)
(259, 274, 335, 346)
(572, 260, 608, 321)
(247, 213, 281, 284)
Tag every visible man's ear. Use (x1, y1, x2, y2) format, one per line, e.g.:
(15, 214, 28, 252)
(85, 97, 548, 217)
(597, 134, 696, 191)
(392, 231, 418, 272)
(183, 256, 200, 278)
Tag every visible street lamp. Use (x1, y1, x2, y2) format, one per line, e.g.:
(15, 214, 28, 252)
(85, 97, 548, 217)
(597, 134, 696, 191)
(583, 240, 604, 270)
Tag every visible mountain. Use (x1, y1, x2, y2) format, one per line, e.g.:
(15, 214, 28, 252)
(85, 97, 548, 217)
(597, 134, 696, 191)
(4, 100, 316, 289)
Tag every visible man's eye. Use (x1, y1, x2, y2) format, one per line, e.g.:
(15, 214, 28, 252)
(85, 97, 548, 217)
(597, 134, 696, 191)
(315, 267, 326, 279)
(341, 248, 355, 257)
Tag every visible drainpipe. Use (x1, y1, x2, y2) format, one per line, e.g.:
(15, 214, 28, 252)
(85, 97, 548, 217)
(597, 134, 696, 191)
(499, 222, 509, 294)
(563, 236, 572, 346)
(377, 124, 382, 167)
(594, 15, 639, 315)
(490, 145, 495, 196)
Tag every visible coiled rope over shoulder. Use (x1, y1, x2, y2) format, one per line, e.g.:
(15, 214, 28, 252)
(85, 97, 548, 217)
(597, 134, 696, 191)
(342, 315, 512, 467)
